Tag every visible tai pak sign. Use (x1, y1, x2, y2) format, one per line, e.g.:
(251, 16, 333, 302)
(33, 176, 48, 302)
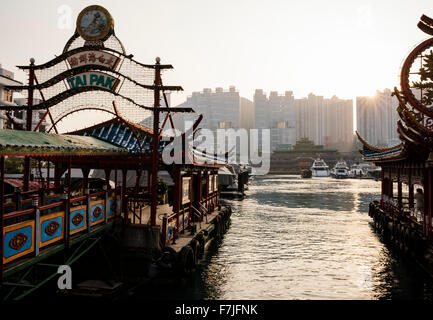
(67, 71, 120, 91)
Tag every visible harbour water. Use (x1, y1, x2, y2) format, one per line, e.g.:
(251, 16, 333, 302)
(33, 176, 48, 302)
(137, 175, 433, 300)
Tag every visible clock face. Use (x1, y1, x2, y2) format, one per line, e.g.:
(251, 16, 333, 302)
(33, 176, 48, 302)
(77, 6, 112, 41)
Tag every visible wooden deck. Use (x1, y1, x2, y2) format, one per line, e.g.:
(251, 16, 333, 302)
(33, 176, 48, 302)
(129, 203, 173, 226)
(168, 208, 219, 252)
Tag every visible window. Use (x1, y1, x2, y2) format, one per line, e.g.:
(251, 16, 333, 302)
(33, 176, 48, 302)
(218, 121, 231, 129)
(3, 89, 13, 102)
(275, 121, 288, 128)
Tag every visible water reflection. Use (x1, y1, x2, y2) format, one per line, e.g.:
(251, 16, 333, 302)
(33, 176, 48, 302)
(136, 175, 433, 300)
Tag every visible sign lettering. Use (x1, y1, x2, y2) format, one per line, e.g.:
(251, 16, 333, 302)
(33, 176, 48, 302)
(182, 177, 191, 205)
(67, 71, 119, 91)
(67, 50, 120, 70)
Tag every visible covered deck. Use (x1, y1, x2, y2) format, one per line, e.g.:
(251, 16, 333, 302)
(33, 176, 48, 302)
(0, 119, 225, 300)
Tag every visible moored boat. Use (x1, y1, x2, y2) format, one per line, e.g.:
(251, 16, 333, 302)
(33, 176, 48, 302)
(311, 158, 330, 177)
(331, 160, 349, 179)
(301, 169, 312, 178)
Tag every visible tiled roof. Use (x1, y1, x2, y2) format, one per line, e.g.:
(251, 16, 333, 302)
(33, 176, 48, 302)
(0, 129, 127, 156)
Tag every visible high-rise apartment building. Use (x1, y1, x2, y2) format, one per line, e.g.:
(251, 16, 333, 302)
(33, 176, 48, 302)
(295, 93, 353, 151)
(0, 64, 23, 129)
(356, 89, 400, 147)
(239, 97, 254, 131)
(177, 87, 243, 155)
(181, 86, 240, 131)
(254, 90, 297, 152)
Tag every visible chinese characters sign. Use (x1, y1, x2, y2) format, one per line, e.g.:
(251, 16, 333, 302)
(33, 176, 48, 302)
(67, 50, 120, 70)
(182, 177, 191, 205)
(208, 175, 214, 194)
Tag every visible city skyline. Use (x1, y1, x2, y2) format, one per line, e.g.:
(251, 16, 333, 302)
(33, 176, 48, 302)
(1, 56, 399, 145)
(172, 85, 399, 153)
(1, 0, 432, 108)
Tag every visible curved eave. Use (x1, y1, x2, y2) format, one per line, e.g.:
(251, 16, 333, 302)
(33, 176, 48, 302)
(361, 147, 406, 162)
(186, 149, 227, 168)
(356, 131, 403, 153)
(398, 102, 433, 137)
(0, 150, 128, 157)
(397, 120, 421, 145)
(363, 153, 407, 163)
(397, 120, 432, 156)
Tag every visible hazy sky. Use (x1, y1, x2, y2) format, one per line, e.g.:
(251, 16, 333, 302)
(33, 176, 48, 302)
(1, 0, 432, 106)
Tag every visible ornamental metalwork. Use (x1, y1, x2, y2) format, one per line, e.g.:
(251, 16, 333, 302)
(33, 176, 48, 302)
(72, 213, 84, 226)
(44, 221, 60, 236)
(9, 233, 28, 250)
(0, 5, 182, 134)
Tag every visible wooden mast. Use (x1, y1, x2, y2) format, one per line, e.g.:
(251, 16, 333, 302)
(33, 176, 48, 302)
(150, 58, 162, 226)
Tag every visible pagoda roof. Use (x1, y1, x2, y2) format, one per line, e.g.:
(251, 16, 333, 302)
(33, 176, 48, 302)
(356, 131, 406, 163)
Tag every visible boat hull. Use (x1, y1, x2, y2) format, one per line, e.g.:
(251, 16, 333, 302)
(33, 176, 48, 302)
(301, 169, 312, 178)
(334, 173, 349, 179)
(312, 169, 330, 177)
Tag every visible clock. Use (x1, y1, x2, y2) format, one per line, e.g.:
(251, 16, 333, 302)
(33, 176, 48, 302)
(76, 5, 113, 41)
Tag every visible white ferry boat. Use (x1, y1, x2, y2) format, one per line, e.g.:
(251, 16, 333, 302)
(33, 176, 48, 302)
(311, 158, 330, 177)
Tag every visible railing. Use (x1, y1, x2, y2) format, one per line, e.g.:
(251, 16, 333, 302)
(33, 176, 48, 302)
(161, 191, 219, 247)
(380, 197, 423, 231)
(1, 186, 121, 272)
(125, 190, 150, 224)
(3, 186, 63, 216)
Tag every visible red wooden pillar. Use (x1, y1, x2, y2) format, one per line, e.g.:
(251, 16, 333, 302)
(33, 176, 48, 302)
(46, 160, 50, 189)
(104, 169, 111, 224)
(114, 168, 118, 193)
(389, 175, 393, 199)
(215, 171, 219, 207)
(173, 168, 181, 242)
(197, 170, 202, 220)
(423, 168, 429, 236)
(65, 158, 71, 248)
(82, 168, 90, 193)
(23, 60, 35, 192)
(0, 156, 5, 283)
(135, 169, 141, 194)
(397, 168, 402, 211)
(381, 168, 385, 205)
(82, 168, 91, 233)
(122, 169, 128, 224)
(150, 58, 162, 227)
(23, 156, 30, 192)
(174, 168, 181, 220)
(408, 168, 414, 209)
(26, 60, 35, 131)
(54, 162, 60, 189)
(204, 171, 209, 211)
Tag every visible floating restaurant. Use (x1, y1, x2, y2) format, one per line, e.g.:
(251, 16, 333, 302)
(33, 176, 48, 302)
(0, 5, 231, 300)
(359, 14, 433, 275)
